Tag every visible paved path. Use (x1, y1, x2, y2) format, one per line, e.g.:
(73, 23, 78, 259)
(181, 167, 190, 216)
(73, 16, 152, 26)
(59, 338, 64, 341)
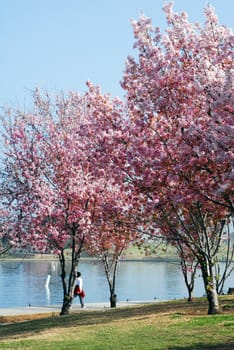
(0, 300, 155, 317)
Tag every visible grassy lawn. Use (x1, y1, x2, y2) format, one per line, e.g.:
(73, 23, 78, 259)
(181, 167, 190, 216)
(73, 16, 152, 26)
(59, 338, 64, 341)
(0, 297, 234, 349)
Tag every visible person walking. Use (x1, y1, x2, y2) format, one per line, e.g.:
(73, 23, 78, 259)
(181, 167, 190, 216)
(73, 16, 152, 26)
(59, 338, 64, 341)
(74, 271, 85, 308)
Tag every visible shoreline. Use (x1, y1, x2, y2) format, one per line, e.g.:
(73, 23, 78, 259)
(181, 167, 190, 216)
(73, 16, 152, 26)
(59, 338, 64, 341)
(0, 253, 180, 264)
(1, 254, 230, 264)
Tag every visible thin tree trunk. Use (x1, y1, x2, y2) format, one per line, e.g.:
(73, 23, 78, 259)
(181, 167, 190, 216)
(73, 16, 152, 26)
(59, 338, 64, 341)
(207, 281, 220, 314)
(59, 231, 84, 315)
(102, 253, 120, 308)
(60, 294, 73, 315)
(180, 259, 198, 302)
(187, 288, 194, 302)
(59, 249, 72, 315)
(200, 260, 220, 314)
(216, 224, 234, 294)
(110, 291, 117, 308)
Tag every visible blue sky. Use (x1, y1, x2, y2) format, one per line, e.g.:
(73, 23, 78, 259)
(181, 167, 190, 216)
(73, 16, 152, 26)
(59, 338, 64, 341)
(1, 0, 233, 109)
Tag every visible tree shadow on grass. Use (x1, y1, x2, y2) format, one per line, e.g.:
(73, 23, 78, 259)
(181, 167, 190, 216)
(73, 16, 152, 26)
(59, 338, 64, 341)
(168, 342, 234, 350)
(0, 297, 233, 341)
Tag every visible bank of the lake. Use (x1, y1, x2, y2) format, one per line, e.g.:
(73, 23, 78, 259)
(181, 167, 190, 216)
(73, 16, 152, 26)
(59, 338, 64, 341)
(4, 240, 230, 262)
(0, 296, 234, 350)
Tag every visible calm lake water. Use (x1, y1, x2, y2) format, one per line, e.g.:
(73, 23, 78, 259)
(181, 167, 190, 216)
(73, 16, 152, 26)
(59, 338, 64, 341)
(0, 259, 233, 308)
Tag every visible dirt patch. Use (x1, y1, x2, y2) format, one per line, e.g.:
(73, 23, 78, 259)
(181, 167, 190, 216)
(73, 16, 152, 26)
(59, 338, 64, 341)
(0, 312, 60, 325)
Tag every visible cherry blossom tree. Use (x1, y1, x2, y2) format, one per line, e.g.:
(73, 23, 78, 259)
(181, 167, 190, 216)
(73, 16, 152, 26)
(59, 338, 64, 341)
(1, 85, 130, 315)
(1, 2, 232, 316)
(121, 2, 233, 314)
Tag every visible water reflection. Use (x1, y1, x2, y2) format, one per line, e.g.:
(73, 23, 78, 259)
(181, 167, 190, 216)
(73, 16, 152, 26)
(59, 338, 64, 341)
(0, 259, 233, 308)
(45, 285, 51, 304)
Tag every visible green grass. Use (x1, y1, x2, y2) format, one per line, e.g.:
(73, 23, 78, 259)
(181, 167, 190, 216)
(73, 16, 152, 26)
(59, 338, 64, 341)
(0, 297, 234, 349)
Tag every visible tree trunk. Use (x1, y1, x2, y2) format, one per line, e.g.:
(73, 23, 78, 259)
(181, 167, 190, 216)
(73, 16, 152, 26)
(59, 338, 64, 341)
(179, 252, 198, 303)
(207, 287, 220, 314)
(58, 245, 76, 315)
(200, 260, 220, 314)
(187, 288, 193, 302)
(102, 254, 119, 308)
(182, 272, 195, 302)
(58, 233, 83, 316)
(110, 292, 117, 308)
(60, 294, 73, 315)
(215, 225, 234, 295)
